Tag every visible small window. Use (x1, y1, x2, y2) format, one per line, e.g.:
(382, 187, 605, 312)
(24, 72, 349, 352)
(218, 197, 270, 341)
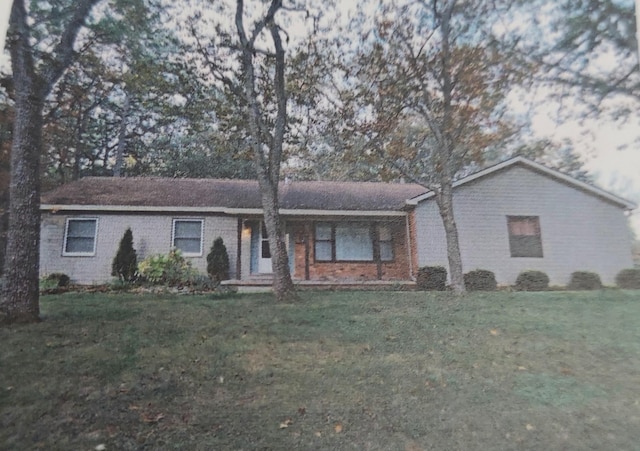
(378, 224, 394, 262)
(173, 219, 203, 256)
(63, 218, 98, 256)
(507, 216, 543, 258)
(314, 222, 333, 261)
(261, 222, 271, 258)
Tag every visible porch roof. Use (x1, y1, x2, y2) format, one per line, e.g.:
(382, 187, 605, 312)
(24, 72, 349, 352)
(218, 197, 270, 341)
(41, 177, 427, 213)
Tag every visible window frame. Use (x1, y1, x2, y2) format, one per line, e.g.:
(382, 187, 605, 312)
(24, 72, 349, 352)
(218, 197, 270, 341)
(507, 215, 543, 258)
(377, 224, 394, 262)
(314, 222, 334, 262)
(313, 221, 394, 263)
(172, 218, 204, 257)
(62, 217, 99, 257)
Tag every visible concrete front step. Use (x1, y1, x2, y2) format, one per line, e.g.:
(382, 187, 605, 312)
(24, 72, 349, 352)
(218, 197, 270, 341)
(221, 278, 417, 292)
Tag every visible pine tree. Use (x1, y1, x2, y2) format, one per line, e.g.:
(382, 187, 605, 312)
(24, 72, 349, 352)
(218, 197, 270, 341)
(112, 228, 137, 282)
(206, 237, 230, 282)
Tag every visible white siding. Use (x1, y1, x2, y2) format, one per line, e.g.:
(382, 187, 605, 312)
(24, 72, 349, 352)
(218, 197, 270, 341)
(40, 213, 239, 284)
(414, 166, 634, 286)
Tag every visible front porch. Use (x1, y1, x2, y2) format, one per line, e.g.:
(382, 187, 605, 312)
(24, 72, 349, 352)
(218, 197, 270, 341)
(238, 216, 416, 284)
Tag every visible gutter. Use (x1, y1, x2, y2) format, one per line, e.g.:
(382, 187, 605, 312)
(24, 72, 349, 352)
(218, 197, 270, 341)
(40, 204, 407, 217)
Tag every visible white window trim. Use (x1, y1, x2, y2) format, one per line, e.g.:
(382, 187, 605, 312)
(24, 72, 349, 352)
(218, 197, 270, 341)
(62, 217, 98, 257)
(172, 218, 204, 257)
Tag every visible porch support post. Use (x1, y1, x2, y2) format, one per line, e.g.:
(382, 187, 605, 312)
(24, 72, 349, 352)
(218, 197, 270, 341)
(304, 223, 311, 280)
(236, 218, 243, 280)
(373, 223, 383, 280)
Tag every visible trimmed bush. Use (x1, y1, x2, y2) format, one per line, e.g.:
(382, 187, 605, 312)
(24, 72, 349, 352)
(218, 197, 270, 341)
(112, 228, 138, 282)
(615, 268, 640, 289)
(416, 266, 447, 291)
(138, 249, 198, 287)
(515, 270, 550, 291)
(464, 269, 497, 291)
(207, 237, 230, 282)
(567, 271, 602, 290)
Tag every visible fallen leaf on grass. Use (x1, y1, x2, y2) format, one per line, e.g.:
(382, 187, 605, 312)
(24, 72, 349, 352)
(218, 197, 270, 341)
(334, 423, 343, 433)
(315, 431, 322, 437)
(141, 412, 165, 424)
(526, 424, 535, 431)
(489, 329, 499, 336)
(279, 418, 293, 429)
(517, 366, 527, 371)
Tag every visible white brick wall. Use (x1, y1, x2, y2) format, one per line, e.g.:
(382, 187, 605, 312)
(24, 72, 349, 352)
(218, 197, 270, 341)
(40, 213, 239, 284)
(414, 166, 634, 286)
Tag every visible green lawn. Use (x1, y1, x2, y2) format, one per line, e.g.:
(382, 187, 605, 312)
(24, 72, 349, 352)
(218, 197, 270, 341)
(1, 290, 639, 450)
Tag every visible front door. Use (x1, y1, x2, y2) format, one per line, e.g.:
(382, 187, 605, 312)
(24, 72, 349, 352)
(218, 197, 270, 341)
(258, 222, 273, 273)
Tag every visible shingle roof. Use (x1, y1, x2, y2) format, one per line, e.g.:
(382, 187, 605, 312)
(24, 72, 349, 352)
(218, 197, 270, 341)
(41, 177, 428, 212)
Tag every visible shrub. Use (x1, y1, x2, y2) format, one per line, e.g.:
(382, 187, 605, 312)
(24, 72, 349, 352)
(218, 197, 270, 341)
(615, 268, 640, 289)
(515, 270, 550, 291)
(112, 228, 138, 282)
(416, 266, 447, 291)
(567, 271, 602, 290)
(138, 249, 199, 287)
(464, 269, 497, 291)
(207, 237, 230, 281)
(190, 274, 221, 292)
(46, 272, 70, 287)
(40, 273, 70, 293)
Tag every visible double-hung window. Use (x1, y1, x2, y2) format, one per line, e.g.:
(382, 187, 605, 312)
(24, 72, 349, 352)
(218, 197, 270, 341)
(507, 216, 543, 258)
(314, 222, 394, 262)
(172, 219, 203, 256)
(63, 218, 98, 256)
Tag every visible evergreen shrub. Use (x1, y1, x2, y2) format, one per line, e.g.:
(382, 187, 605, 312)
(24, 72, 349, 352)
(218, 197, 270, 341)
(567, 271, 602, 290)
(463, 269, 497, 291)
(112, 228, 138, 282)
(416, 266, 447, 291)
(614, 268, 640, 289)
(514, 270, 550, 291)
(207, 237, 230, 282)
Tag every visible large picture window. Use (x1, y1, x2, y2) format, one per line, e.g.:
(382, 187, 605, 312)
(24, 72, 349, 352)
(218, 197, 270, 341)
(314, 222, 394, 262)
(173, 219, 203, 256)
(63, 218, 98, 256)
(336, 223, 374, 261)
(507, 216, 543, 258)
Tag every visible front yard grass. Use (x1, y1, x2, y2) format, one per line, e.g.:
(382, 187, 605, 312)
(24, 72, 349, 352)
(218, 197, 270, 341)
(1, 290, 639, 450)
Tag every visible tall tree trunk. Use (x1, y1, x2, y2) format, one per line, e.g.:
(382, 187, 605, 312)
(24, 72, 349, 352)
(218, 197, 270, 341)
(233, 0, 297, 302)
(1, 0, 100, 324)
(259, 180, 296, 300)
(1, 85, 45, 323)
(435, 183, 465, 293)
